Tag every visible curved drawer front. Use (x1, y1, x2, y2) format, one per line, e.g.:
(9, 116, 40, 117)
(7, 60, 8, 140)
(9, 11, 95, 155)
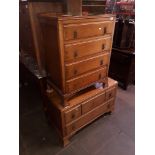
(106, 87, 116, 101)
(65, 53, 110, 80)
(66, 100, 112, 135)
(64, 105, 81, 124)
(64, 21, 114, 41)
(64, 37, 112, 61)
(65, 67, 107, 93)
(82, 92, 106, 114)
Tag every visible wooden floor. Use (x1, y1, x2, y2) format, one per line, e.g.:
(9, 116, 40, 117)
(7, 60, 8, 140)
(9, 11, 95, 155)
(20, 82, 135, 155)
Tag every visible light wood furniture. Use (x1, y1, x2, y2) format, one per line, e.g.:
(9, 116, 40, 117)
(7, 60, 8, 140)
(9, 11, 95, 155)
(39, 13, 116, 106)
(45, 78, 118, 146)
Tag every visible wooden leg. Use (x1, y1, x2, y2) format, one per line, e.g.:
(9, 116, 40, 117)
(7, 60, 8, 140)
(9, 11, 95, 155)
(62, 137, 70, 147)
(108, 111, 112, 115)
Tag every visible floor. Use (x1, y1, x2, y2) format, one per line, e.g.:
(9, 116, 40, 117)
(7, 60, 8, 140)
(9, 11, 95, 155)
(19, 82, 135, 155)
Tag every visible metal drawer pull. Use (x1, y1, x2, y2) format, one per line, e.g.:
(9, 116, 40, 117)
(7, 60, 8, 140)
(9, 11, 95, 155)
(104, 27, 107, 34)
(74, 51, 78, 58)
(100, 60, 103, 65)
(71, 114, 75, 119)
(109, 93, 112, 98)
(75, 108, 79, 111)
(102, 44, 105, 50)
(73, 31, 77, 39)
(74, 69, 77, 75)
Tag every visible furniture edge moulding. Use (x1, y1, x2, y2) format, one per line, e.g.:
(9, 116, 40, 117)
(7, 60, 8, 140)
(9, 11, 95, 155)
(57, 20, 66, 94)
(46, 77, 108, 107)
(45, 78, 118, 146)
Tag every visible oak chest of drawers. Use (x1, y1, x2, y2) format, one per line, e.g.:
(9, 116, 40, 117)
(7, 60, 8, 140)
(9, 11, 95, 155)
(45, 78, 118, 146)
(39, 13, 116, 96)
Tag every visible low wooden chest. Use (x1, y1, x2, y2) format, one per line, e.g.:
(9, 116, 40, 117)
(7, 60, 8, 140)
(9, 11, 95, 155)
(45, 78, 118, 146)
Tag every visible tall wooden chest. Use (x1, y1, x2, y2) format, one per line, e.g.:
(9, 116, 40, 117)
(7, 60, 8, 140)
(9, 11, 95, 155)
(39, 13, 116, 97)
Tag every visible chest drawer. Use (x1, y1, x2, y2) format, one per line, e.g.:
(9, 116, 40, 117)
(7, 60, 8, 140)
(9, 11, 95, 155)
(82, 92, 106, 114)
(106, 87, 116, 101)
(64, 37, 112, 61)
(65, 53, 110, 80)
(64, 105, 81, 124)
(66, 100, 111, 135)
(64, 21, 114, 41)
(66, 67, 107, 93)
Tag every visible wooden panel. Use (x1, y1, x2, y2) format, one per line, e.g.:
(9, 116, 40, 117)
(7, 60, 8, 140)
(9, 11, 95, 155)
(28, 2, 63, 71)
(64, 105, 81, 124)
(82, 92, 106, 114)
(64, 37, 112, 61)
(40, 21, 63, 90)
(66, 67, 107, 93)
(65, 53, 110, 80)
(45, 78, 117, 145)
(66, 99, 112, 135)
(63, 21, 114, 41)
(105, 87, 116, 101)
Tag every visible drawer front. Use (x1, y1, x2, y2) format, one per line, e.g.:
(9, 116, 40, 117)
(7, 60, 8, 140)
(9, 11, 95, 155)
(82, 92, 106, 114)
(64, 105, 81, 124)
(66, 100, 111, 135)
(65, 53, 110, 80)
(66, 67, 107, 93)
(106, 87, 116, 101)
(64, 37, 112, 61)
(64, 21, 114, 41)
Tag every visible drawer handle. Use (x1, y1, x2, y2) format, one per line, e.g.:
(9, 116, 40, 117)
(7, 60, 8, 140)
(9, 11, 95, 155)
(98, 73, 102, 80)
(73, 31, 77, 39)
(100, 60, 103, 65)
(74, 69, 78, 75)
(109, 93, 112, 98)
(103, 27, 107, 34)
(71, 113, 75, 119)
(74, 51, 78, 58)
(102, 44, 105, 50)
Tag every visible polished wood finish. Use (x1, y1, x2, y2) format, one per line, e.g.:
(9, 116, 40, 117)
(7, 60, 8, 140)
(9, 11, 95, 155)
(39, 14, 115, 97)
(105, 87, 116, 101)
(63, 21, 114, 41)
(64, 105, 81, 124)
(65, 53, 110, 79)
(66, 67, 107, 93)
(64, 36, 112, 62)
(19, 2, 63, 72)
(45, 78, 118, 146)
(66, 99, 113, 135)
(82, 91, 106, 114)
